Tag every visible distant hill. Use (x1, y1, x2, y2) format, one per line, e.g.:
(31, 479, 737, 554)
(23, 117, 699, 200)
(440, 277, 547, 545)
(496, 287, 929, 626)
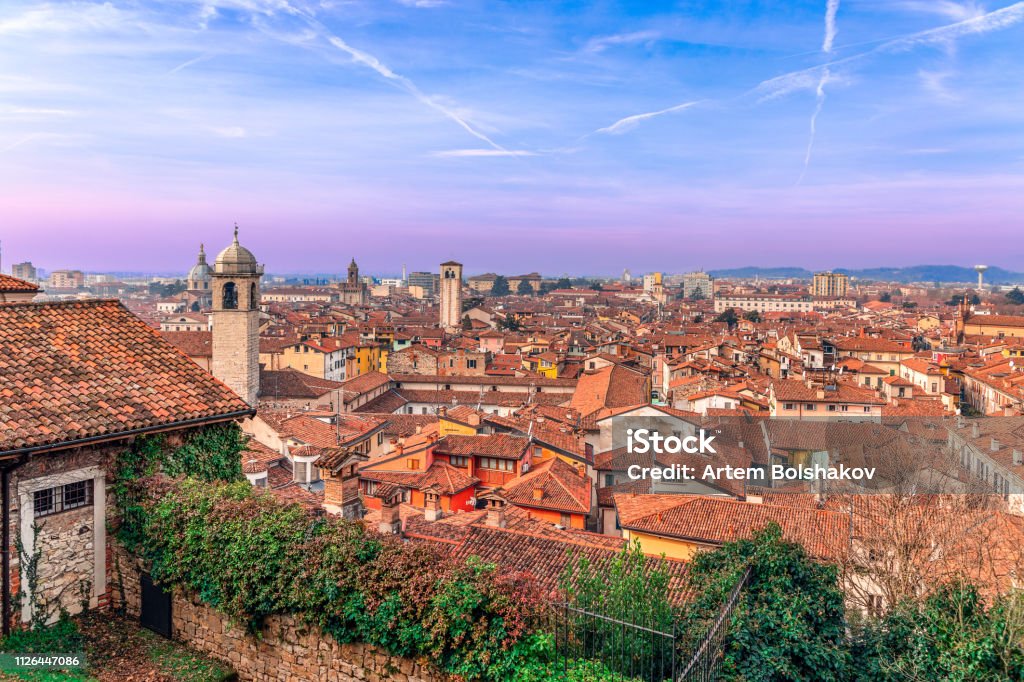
(708, 265, 1024, 284)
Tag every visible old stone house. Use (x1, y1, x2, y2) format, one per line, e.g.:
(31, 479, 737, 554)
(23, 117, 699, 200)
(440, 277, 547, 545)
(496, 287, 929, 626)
(0, 299, 252, 633)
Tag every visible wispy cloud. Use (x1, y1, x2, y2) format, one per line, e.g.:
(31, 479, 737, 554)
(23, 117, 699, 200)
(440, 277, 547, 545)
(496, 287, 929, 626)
(596, 100, 700, 135)
(434, 149, 536, 157)
(798, 0, 841, 185)
(325, 36, 506, 151)
(583, 30, 659, 55)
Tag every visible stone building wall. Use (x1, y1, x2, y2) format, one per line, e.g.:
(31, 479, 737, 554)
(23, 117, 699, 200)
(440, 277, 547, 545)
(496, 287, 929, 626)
(112, 544, 444, 682)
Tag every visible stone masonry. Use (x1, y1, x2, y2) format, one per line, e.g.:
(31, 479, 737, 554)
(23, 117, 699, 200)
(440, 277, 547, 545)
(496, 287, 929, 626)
(112, 544, 446, 682)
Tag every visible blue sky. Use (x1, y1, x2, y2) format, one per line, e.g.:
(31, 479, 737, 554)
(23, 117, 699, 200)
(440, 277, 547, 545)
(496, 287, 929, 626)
(1, 0, 1023, 276)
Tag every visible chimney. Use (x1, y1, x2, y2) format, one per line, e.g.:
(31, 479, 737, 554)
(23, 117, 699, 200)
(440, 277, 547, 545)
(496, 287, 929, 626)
(532, 486, 544, 501)
(395, 443, 404, 456)
(439, 406, 448, 417)
(991, 437, 1000, 452)
(468, 412, 481, 426)
(738, 440, 745, 450)
(378, 490, 401, 535)
(1013, 449, 1022, 466)
(972, 422, 980, 439)
(423, 487, 443, 522)
(484, 491, 507, 528)
(746, 494, 763, 504)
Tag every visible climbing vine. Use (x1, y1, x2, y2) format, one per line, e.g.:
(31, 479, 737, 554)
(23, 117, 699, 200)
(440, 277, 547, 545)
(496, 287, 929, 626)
(113, 422, 245, 550)
(129, 477, 550, 681)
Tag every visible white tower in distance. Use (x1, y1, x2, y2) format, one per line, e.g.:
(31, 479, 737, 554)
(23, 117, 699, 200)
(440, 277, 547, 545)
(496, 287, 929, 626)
(974, 265, 989, 292)
(439, 261, 463, 329)
(211, 225, 263, 406)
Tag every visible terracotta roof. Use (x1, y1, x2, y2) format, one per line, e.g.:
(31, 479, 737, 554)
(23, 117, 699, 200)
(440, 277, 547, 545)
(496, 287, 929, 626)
(503, 457, 591, 514)
(0, 300, 252, 454)
(614, 493, 850, 561)
(0, 274, 39, 293)
(404, 505, 691, 602)
(160, 330, 213, 358)
(433, 433, 532, 459)
(260, 368, 344, 400)
(361, 460, 479, 495)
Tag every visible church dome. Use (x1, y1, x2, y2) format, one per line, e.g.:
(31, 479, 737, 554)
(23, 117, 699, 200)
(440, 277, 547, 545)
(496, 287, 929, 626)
(187, 244, 211, 283)
(214, 225, 260, 275)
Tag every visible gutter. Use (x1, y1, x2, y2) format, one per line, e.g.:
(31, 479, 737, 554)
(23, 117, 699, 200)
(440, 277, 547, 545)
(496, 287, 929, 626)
(0, 408, 256, 460)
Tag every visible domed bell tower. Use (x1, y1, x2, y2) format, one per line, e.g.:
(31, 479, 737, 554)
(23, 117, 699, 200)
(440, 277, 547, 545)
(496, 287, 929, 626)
(211, 225, 263, 406)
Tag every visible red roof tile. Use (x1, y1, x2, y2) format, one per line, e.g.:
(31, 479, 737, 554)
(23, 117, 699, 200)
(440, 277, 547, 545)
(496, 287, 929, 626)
(0, 300, 252, 453)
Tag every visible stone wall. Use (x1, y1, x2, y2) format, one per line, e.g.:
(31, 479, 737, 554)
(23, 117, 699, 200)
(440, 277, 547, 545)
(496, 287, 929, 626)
(112, 545, 445, 682)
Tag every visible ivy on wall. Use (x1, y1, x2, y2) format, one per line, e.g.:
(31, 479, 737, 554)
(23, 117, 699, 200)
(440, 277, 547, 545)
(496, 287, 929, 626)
(114, 422, 246, 550)
(127, 478, 550, 681)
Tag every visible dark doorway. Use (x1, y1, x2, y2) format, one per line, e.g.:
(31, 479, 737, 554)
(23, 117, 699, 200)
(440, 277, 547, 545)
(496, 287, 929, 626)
(140, 573, 172, 638)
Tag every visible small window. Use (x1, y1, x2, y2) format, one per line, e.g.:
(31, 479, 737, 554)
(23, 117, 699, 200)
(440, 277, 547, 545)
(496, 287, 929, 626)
(450, 455, 470, 468)
(783, 403, 795, 410)
(33, 480, 93, 518)
(805, 404, 816, 411)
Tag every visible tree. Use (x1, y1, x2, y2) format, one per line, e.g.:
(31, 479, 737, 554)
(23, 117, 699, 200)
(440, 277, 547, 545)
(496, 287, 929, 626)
(589, 281, 603, 291)
(714, 308, 739, 328)
(491, 276, 510, 297)
(678, 524, 851, 682)
(853, 583, 1024, 681)
(879, 292, 892, 303)
(517, 279, 534, 296)
(461, 315, 472, 331)
(689, 288, 705, 301)
(743, 310, 761, 323)
(1007, 287, 1024, 305)
(499, 315, 521, 331)
(555, 277, 572, 290)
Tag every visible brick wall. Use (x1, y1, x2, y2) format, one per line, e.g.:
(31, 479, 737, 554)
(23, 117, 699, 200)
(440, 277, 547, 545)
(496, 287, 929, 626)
(112, 544, 445, 682)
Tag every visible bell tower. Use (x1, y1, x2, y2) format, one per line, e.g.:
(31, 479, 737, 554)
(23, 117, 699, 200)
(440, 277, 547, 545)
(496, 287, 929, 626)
(211, 225, 263, 406)
(439, 260, 463, 329)
(347, 258, 359, 286)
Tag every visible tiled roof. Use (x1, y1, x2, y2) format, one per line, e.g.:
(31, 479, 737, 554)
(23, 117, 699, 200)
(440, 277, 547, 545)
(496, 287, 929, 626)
(0, 300, 252, 453)
(160, 330, 213, 357)
(361, 460, 479, 495)
(503, 457, 591, 514)
(614, 493, 850, 561)
(433, 433, 531, 460)
(404, 505, 691, 603)
(260, 368, 345, 399)
(0, 274, 39, 293)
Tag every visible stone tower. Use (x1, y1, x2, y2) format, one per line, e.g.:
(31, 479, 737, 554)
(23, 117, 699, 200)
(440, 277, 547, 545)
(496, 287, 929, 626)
(439, 261, 463, 329)
(347, 258, 359, 285)
(211, 226, 263, 406)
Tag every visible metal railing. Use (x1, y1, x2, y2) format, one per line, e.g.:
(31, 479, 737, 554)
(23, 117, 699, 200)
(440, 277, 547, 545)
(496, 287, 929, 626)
(677, 566, 752, 682)
(552, 601, 679, 682)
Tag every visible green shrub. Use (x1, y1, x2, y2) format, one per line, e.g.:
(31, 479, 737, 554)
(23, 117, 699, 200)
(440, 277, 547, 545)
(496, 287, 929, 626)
(128, 478, 549, 680)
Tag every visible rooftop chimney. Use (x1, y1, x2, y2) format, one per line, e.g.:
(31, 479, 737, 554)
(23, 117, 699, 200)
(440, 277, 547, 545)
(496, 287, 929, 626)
(1013, 449, 1022, 466)
(483, 490, 507, 528)
(532, 486, 544, 501)
(378, 490, 401, 535)
(423, 486, 443, 522)
(972, 422, 980, 439)
(991, 437, 1000, 452)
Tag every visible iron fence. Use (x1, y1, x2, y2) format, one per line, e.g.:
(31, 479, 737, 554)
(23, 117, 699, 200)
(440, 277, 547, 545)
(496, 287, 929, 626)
(676, 566, 752, 682)
(551, 601, 679, 682)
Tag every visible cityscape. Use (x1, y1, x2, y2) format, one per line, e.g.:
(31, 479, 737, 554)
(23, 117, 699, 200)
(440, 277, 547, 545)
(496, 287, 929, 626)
(3, 0, 1024, 681)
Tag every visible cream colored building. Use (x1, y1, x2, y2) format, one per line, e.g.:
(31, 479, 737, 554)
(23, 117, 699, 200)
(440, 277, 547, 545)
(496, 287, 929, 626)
(211, 227, 263, 406)
(812, 271, 849, 298)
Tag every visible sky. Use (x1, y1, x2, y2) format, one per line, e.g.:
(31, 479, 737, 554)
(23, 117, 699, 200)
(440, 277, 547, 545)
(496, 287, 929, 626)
(1, 0, 1023, 276)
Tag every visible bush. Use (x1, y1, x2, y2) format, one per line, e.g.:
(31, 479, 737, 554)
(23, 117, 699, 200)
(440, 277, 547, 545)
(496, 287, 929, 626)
(853, 582, 1024, 681)
(129, 478, 549, 681)
(677, 524, 850, 682)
